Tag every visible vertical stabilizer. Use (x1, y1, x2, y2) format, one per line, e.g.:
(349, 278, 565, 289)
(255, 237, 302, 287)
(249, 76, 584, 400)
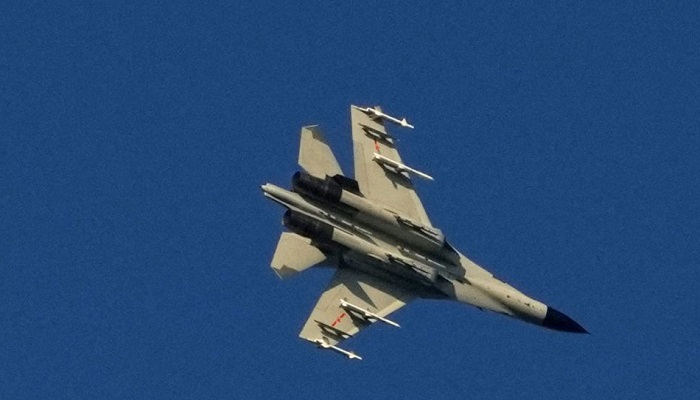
(298, 125, 344, 178)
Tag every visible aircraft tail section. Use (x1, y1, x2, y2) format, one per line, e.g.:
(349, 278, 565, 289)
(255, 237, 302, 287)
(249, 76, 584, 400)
(270, 232, 327, 279)
(298, 125, 344, 178)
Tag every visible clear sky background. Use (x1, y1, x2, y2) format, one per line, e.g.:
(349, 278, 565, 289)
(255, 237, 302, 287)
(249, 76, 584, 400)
(2, 1, 699, 399)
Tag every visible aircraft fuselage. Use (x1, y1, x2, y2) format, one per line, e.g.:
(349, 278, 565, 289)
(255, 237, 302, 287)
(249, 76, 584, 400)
(261, 178, 587, 334)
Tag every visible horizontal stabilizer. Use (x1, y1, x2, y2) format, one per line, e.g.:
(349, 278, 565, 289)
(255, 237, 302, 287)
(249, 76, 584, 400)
(270, 232, 326, 279)
(299, 125, 344, 178)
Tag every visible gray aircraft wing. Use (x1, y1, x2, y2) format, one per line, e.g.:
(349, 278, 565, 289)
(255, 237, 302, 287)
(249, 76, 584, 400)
(350, 105, 433, 226)
(299, 267, 416, 359)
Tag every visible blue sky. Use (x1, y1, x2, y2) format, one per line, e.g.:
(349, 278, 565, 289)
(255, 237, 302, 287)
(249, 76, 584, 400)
(2, 1, 699, 399)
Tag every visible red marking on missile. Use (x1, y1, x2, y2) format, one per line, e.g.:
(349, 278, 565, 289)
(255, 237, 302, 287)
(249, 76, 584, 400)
(374, 140, 380, 153)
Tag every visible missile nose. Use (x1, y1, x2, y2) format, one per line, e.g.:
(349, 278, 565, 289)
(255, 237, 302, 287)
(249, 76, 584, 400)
(542, 307, 589, 334)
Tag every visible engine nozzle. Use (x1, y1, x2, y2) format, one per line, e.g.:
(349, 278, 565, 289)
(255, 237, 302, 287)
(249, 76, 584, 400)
(282, 210, 333, 241)
(291, 171, 342, 203)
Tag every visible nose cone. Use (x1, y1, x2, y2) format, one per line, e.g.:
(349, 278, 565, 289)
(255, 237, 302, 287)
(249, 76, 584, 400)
(542, 307, 588, 334)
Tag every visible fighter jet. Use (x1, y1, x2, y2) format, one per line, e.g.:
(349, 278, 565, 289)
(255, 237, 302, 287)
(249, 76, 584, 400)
(261, 105, 587, 360)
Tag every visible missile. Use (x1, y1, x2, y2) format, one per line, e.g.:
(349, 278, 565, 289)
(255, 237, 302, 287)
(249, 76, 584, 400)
(340, 299, 401, 328)
(352, 105, 414, 129)
(307, 338, 362, 360)
(372, 153, 434, 181)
